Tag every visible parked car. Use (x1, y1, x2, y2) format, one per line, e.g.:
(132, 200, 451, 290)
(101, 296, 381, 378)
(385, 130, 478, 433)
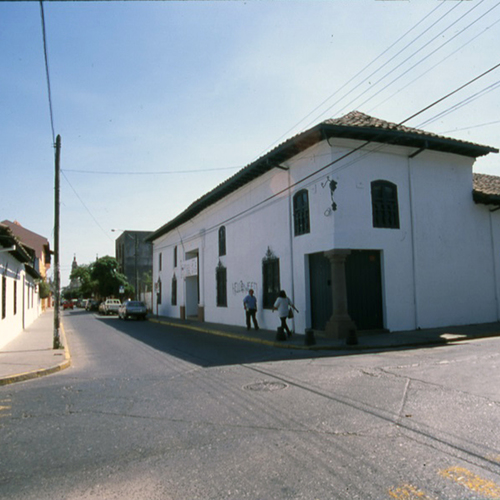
(86, 300, 100, 312)
(118, 301, 147, 320)
(62, 300, 73, 310)
(98, 301, 107, 315)
(101, 299, 121, 315)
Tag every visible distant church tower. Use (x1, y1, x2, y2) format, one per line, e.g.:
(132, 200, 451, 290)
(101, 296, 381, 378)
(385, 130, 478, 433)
(69, 255, 80, 291)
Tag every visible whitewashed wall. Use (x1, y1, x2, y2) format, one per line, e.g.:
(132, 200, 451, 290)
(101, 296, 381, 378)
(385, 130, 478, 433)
(152, 137, 500, 333)
(0, 253, 41, 349)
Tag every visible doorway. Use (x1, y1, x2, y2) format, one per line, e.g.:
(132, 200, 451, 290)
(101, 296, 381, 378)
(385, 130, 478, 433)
(345, 250, 384, 330)
(309, 250, 384, 331)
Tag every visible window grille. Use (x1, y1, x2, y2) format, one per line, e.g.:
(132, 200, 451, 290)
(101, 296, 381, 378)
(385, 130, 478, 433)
(293, 190, 310, 236)
(371, 180, 400, 229)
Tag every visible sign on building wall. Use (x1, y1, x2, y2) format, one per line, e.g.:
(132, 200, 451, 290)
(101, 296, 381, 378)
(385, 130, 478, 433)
(181, 257, 198, 278)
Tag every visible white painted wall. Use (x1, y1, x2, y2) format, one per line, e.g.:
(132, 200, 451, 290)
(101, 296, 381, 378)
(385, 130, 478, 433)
(152, 137, 500, 333)
(0, 253, 41, 349)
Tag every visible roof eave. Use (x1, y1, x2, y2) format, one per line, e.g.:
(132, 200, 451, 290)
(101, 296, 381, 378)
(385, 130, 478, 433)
(148, 121, 498, 242)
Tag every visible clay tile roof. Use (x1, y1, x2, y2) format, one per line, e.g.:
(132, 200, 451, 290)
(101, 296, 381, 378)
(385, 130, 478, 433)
(323, 111, 497, 155)
(1, 220, 51, 262)
(148, 112, 498, 241)
(473, 173, 500, 205)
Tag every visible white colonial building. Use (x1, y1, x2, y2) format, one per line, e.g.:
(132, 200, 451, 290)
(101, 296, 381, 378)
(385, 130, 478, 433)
(0, 223, 43, 348)
(148, 111, 499, 337)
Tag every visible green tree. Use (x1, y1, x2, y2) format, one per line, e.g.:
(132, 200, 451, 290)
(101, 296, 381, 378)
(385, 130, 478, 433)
(38, 279, 51, 299)
(69, 263, 95, 298)
(91, 256, 134, 299)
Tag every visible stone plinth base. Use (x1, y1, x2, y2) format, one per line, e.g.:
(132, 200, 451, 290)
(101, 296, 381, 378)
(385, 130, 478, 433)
(197, 306, 205, 322)
(324, 315, 357, 339)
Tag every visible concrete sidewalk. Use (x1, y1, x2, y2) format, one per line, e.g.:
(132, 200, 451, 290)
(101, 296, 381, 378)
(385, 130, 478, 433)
(2, 308, 500, 386)
(0, 309, 70, 386)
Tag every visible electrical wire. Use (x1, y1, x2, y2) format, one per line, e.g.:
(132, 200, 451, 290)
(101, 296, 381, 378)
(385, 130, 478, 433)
(39, 0, 56, 145)
(440, 119, 500, 134)
(155, 61, 500, 249)
(249, 1, 450, 164)
(300, 0, 467, 132)
(352, 1, 500, 116)
(417, 79, 500, 129)
(62, 165, 241, 175)
(61, 171, 113, 241)
(332, 0, 492, 120)
(368, 16, 500, 115)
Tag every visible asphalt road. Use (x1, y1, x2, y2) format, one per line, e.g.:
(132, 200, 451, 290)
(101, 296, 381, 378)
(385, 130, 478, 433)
(1, 309, 500, 499)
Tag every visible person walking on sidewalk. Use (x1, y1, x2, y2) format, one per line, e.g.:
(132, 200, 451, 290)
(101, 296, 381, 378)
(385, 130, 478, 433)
(273, 290, 298, 337)
(243, 289, 259, 330)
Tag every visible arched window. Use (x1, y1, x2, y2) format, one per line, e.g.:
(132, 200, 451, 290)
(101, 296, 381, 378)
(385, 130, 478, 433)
(218, 226, 226, 256)
(371, 180, 400, 229)
(293, 190, 310, 236)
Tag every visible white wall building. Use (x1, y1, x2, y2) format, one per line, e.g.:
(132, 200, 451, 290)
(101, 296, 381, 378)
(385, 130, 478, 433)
(0, 224, 42, 348)
(148, 112, 499, 337)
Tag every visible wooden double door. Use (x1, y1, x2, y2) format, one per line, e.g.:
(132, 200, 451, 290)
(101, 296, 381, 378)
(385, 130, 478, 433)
(309, 250, 384, 331)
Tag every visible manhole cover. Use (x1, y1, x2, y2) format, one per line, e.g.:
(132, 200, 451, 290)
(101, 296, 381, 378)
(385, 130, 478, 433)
(243, 381, 288, 392)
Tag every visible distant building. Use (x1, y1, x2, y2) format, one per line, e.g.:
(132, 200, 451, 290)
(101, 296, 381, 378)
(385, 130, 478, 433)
(114, 231, 153, 297)
(66, 255, 80, 294)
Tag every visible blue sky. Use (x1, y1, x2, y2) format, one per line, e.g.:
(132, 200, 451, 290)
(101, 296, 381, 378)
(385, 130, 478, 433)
(1, 0, 499, 286)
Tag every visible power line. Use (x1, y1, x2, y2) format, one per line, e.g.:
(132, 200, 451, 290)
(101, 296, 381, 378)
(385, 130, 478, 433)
(155, 61, 500, 250)
(62, 165, 241, 175)
(333, 0, 491, 119)
(440, 119, 500, 134)
(250, 1, 450, 164)
(39, 0, 56, 144)
(61, 171, 113, 241)
(401, 61, 500, 126)
(302, 0, 465, 131)
(417, 79, 500, 129)
(353, 1, 500, 116)
(368, 15, 500, 115)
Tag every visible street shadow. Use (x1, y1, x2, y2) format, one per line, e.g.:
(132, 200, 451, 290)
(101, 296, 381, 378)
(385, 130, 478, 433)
(94, 314, 334, 367)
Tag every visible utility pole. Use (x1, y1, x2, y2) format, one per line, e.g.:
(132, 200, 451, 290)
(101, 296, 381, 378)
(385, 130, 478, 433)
(53, 134, 62, 349)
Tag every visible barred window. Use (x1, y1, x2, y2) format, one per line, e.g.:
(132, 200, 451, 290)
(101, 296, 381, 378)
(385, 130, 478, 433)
(171, 275, 177, 306)
(263, 258, 280, 309)
(293, 190, 310, 236)
(371, 180, 400, 229)
(216, 263, 227, 307)
(157, 278, 162, 305)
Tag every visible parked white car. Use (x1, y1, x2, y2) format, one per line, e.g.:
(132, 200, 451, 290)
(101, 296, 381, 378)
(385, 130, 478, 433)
(101, 299, 121, 315)
(118, 301, 147, 320)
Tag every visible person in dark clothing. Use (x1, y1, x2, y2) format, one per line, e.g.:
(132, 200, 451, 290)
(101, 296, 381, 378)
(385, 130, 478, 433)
(243, 289, 259, 330)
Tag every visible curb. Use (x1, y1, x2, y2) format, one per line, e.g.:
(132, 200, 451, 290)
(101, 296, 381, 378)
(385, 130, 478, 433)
(148, 318, 500, 352)
(0, 320, 71, 386)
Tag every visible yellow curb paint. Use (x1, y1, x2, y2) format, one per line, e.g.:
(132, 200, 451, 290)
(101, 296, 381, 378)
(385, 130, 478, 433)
(439, 466, 500, 498)
(388, 484, 434, 499)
